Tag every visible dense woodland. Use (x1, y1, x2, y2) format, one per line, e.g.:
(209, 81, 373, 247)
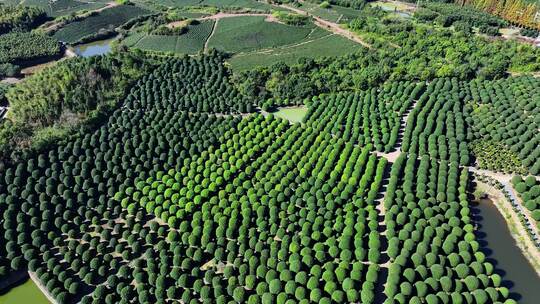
(1, 52, 152, 158)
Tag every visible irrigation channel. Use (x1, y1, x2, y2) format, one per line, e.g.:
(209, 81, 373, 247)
(472, 198, 540, 303)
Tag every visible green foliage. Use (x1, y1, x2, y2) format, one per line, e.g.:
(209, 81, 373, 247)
(417, 3, 507, 30)
(466, 77, 540, 175)
(513, 175, 540, 228)
(127, 20, 215, 55)
(0, 32, 61, 65)
(0, 4, 47, 34)
(272, 11, 311, 26)
(207, 16, 313, 53)
(1, 52, 151, 158)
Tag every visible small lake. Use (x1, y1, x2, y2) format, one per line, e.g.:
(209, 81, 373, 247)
(0, 279, 49, 304)
(473, 198, 540, 303)
(73, 37, 116, 57)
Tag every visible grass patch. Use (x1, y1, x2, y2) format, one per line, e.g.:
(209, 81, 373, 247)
(207, 16, 313, 53)
(52, 4, 151, 43)
(228, 30, 364, 71)
(272, 106, 308, 123)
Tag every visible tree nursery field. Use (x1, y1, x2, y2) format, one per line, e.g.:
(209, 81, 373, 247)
(0, 0, 540, 303)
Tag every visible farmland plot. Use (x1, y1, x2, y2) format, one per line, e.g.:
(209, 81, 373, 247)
(22, 0, 110, 17)
(228, 30, 364, 70)
(128, 20, 215, 54)
(52, 4, 151, 44)
(206, 16, 314, 53)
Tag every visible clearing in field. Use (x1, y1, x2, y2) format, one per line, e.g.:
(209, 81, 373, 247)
(52, 4, 151, 44)
(206, 16, 314, 53)
(272, 106, 309, 123)
(124, 20, 215, 54)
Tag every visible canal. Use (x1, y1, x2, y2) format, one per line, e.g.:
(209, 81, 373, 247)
(473, 198, 540, 303)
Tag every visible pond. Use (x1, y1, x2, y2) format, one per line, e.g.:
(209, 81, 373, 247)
(73, 37, 116, 57)
(0, 279, 49, 304)
(473, 198, 540, 303)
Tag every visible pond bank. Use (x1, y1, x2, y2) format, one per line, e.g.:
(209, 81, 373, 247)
(472, 196, 540, 303)
(0, 275, 49, 304)
(475, 181, 540, 276)
(0, 270, 28, 294)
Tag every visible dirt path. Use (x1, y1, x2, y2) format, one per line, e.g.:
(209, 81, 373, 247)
(201, 12, 279, 23)
(28, 271, 59, 304)
(279, 4, 372, 48)
(42, 1, 119, 33)
(203, 19, 219, 52)
(475, 181, 540, 276)
(509, 71, 540, 78)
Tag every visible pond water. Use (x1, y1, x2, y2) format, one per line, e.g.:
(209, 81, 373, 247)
(473, 198, 540, 303)
(0, 279, 49, 304)
(73, 37, 116, 57)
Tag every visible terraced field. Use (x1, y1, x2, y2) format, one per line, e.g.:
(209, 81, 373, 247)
(125, 20, 215, 54)
(21, 0, 110, 17)
(229, 30, 364, 71)
(206, 16, 314, 53)
(52, 4, 151, 43)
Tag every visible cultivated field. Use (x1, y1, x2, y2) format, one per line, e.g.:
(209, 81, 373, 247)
(21, 0, 110, 17)
(125, 20, 215, 54)
(52, 4, 150, 43)
(206, 16, 314, 53)
(229, 30, 364, 70)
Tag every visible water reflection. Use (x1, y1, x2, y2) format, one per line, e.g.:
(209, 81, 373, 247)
(73, 37, 115, 57)
(472, 198, 540, 303)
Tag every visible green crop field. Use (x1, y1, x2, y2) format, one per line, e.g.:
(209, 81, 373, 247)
(133, 0, 278, 11)
(126, 20, 215, 54)
(52, 4, 151, 44)
(228, 30, 364, 71)
(206, 16, 314, 53)
(21, 0, 110, 17)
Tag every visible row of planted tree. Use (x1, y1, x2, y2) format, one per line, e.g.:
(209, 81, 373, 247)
(1, 53, 535, 304)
